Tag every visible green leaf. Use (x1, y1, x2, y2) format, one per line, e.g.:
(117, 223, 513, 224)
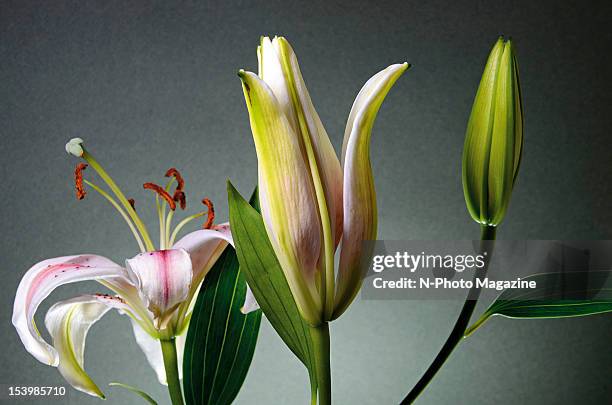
(182, 245, 262, 405)
(109, 382, 158, 405)
(227, 181, 318, 388)
(465, 271, 612, 336)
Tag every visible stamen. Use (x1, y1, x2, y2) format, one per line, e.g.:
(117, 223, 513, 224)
(74, 142, 154, 251)
(167, 198, 216, 246)
(128, 198, 136, 210)
(74, 163, 88, 200)
(165, 168, 185, 191)
(173, 190, 186, 210)
(202, 198, 215, 229)
(144, 183, 176, 210)
(84, 179, 146, 253)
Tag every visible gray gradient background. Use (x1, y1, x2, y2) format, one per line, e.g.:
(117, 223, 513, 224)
(1, 1, 611, 404)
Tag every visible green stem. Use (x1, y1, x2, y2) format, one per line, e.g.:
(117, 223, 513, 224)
(310, 382, 318, 405)
(310, 323, 332, 405)
(400, 225, 496, 404)
(160, 339, 185, 405)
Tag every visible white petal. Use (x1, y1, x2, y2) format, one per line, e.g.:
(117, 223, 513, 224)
(259, 36, 299, 131)
(172, 225, 233, 283)
(171, 226, 232, 327)
(241, 285, 260, 314)
(274, 37, 344, 246)
(125, 249, 192, 328)
(334, 63, 409, 318)
(44, 295, 124, 398)
(239, 70, 322, 324)
(130, 320, 186, 385)
(12, 254, 128, 366)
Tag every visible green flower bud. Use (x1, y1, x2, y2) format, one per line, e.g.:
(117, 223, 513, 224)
(462, 37, 523, 226)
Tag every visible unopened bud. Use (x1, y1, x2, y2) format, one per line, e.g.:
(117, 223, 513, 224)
(462, 37, 523, 226)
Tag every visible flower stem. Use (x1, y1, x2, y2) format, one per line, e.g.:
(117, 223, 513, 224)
(401, 224, 496, 404)
(160, 338, 184, 405)
(310, 322, 332, 405)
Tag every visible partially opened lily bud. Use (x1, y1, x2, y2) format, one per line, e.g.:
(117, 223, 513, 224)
(462, 37, 523, 227)
(238, 36, 408, 324)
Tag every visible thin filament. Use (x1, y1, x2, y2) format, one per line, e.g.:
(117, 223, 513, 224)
(165, 209, 175, 248)
(156, 195, 165, 250)
(168, 211, 207, 246)
(84, 180, 146, 252)
(81, 149, 154, 251)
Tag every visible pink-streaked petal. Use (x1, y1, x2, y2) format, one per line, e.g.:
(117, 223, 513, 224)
(258, 37, 300, 132)
(130, 320, 185, 385)
(211, 222, 232, 242)
(334, 63, 409, 318)
(173, 226, 233, 279)
(12, 254, 128, 366)
(241, 285, 260, 314)
(126, 249, 192, 328)
(99, 277, 153, 326)
(273, 37, 344, 247)
(44, 296, 112, 398)
(239, 70, 321, 324)
(171, 227, 232, 327)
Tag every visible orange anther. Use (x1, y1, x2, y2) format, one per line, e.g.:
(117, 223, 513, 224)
(202, 198, 215, 229)
(165, 168, 185, 191)
(173, 190, 186, 210)
(74, 163, 88, 200)
(143, 182, 176, 210)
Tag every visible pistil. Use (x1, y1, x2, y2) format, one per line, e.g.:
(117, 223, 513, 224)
(66, 138, 155, 251)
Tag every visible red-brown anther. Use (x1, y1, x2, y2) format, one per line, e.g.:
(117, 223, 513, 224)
(143, 182, 176, 210)
(202, 198, 215, 229)
(74, 163, 88, 200)
(173, 190, 186, 210)
(165, 167, 185, 191)
(128, 198, 136, 210)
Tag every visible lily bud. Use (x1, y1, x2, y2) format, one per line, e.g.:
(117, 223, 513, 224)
(462, 37, 523, 227)
(238, 36, 408, 323)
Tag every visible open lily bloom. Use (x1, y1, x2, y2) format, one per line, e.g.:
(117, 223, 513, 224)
(12, 139, 252, 398)
(238, 36, 409, 324)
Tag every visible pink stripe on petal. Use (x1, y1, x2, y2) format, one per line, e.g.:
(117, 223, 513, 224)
(125, 249, 192, 329)
(12, 255, 128, 366)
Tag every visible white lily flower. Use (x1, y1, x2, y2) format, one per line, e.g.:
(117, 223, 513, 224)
(12, 140, 255, 398)
(238, 36, 409, 324)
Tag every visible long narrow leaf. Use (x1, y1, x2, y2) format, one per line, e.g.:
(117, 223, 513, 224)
(109, 382, 158, 405)
(227, 181, 317, 388)
(466, 271, 612, 336)
(182, 245, 262, 405)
